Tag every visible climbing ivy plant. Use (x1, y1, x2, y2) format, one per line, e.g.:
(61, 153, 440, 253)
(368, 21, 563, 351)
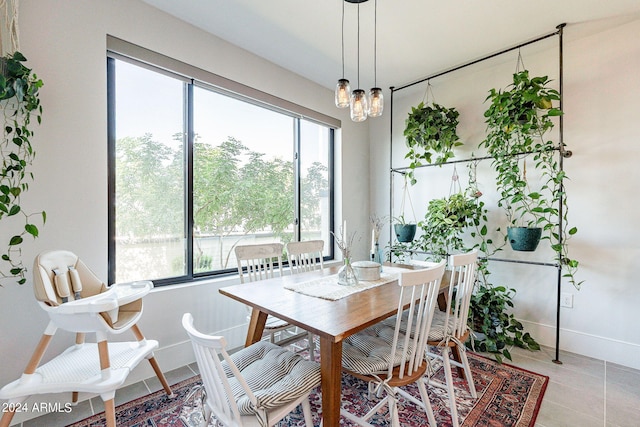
(0, 51, 44, 285)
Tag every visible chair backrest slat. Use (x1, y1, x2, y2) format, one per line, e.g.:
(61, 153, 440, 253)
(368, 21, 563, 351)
(389, 260, 446, 379)
(235, 243, 284, 284)
(445, 250, 478, 339)
(286, 240, 324, 274)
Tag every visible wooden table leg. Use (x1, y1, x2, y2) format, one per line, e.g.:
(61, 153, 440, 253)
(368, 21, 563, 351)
(246, 309, 268, 347)
(437, 293, 448, 311)
(319, 336, 342, 427)
(451, 345, 466, 379)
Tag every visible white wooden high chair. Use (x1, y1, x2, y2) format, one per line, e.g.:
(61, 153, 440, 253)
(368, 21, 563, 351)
(0, 250, 173, 427)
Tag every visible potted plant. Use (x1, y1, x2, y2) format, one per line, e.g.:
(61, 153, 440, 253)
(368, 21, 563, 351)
(417, 190, 485, 261)
(393, 175, 417, 243)
(467, 283, 540, 363)
(404, 101, 462, 185)
(393, 214, 416, 243)
(0, 51, 45, 285)
(481, 70, 581, 287)
(416, 188, 539, 363)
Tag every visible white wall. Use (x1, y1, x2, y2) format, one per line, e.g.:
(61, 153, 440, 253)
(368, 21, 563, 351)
(370, 16, 640, 369)
(0, 0, 371, 421)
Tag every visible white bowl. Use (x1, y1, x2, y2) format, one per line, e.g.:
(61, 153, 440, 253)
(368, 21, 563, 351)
(352, 261, 381, 281)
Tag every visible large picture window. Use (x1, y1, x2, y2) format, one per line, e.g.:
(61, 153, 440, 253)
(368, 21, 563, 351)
(107, 51, 334, 285)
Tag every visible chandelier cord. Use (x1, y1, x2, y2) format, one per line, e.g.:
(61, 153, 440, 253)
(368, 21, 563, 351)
(341, 0, 345, 78)
(374, 0, 377, 87)
(357, 3, 360, 89)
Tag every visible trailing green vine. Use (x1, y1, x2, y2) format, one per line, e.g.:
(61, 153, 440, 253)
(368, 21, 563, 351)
(0, 51, 45, 285)
(481, 70, 581, 289)
(463, 161, 540, 362)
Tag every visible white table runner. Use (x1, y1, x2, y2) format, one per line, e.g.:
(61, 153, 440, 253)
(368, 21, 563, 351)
(284, 266, 407, 301)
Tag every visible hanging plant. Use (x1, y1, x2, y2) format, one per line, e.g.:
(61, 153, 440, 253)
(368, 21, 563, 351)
(0, 51, 45, 285)
(481, 71, 560, 227)
(480, 69, 581, 289)
(403, 100, 462, 185)
(417, 191, 485, 260)
(416, 166, 485, 261)
(393, 174, 417, 243)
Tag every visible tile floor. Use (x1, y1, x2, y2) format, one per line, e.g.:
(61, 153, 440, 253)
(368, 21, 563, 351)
(12, 344, 640, 427)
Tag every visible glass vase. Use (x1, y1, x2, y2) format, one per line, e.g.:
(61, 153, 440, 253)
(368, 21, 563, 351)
(371, 242, 383, 273)
(338, 258, 359, 286)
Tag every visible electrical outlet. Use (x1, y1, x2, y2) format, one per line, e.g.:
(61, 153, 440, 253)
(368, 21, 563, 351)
(560, 292, 574, 308)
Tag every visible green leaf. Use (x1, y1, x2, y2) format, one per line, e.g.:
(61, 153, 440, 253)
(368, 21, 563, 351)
(502, 348, 512, 361)
(8, 205, 20, 216)
(12, 51, 27, 61)
(25, 223, 39, 237)
(9, 235, 23, 245)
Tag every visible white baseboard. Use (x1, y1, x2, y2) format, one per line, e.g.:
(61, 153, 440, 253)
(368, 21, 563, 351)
(522, 319, 640, 371)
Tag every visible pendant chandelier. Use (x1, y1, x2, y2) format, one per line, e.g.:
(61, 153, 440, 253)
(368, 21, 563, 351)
(334, 0, 384, 122)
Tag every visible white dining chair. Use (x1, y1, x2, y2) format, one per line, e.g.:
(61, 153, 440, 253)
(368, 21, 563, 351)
(425, 250, 479, 427)
(235, 243, 309, 349)
(285, 240, 325, 359)
(285, 240, 324, 274)
(340, 261, 446, 427)
(182, 313, 321, 427)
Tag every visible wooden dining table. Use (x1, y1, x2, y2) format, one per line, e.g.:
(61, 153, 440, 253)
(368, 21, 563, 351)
(219, 263, 450, 427)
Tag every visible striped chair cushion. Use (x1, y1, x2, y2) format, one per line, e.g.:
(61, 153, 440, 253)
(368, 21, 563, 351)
(342, 323, 416, 375)
(265, 314, 289, 330)
(224, 341, 321, 415)
(427, 310, 456, 342)
(382, 310, 456, 342)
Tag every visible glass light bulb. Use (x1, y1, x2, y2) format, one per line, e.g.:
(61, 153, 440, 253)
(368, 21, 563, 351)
(368, 87, 384, 117)
(335, 79, 351, 108)
(350, 89, 368, 122)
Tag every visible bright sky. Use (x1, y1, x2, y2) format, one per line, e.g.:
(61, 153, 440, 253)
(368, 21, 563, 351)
(114, 59, 328, 170)
(112, 59, 332, 282)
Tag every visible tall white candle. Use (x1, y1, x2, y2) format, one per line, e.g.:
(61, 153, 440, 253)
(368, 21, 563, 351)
(371, 229, 375, 252)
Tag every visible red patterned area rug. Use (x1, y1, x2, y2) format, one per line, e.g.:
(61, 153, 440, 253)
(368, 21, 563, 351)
(69, 352, 548, 427)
